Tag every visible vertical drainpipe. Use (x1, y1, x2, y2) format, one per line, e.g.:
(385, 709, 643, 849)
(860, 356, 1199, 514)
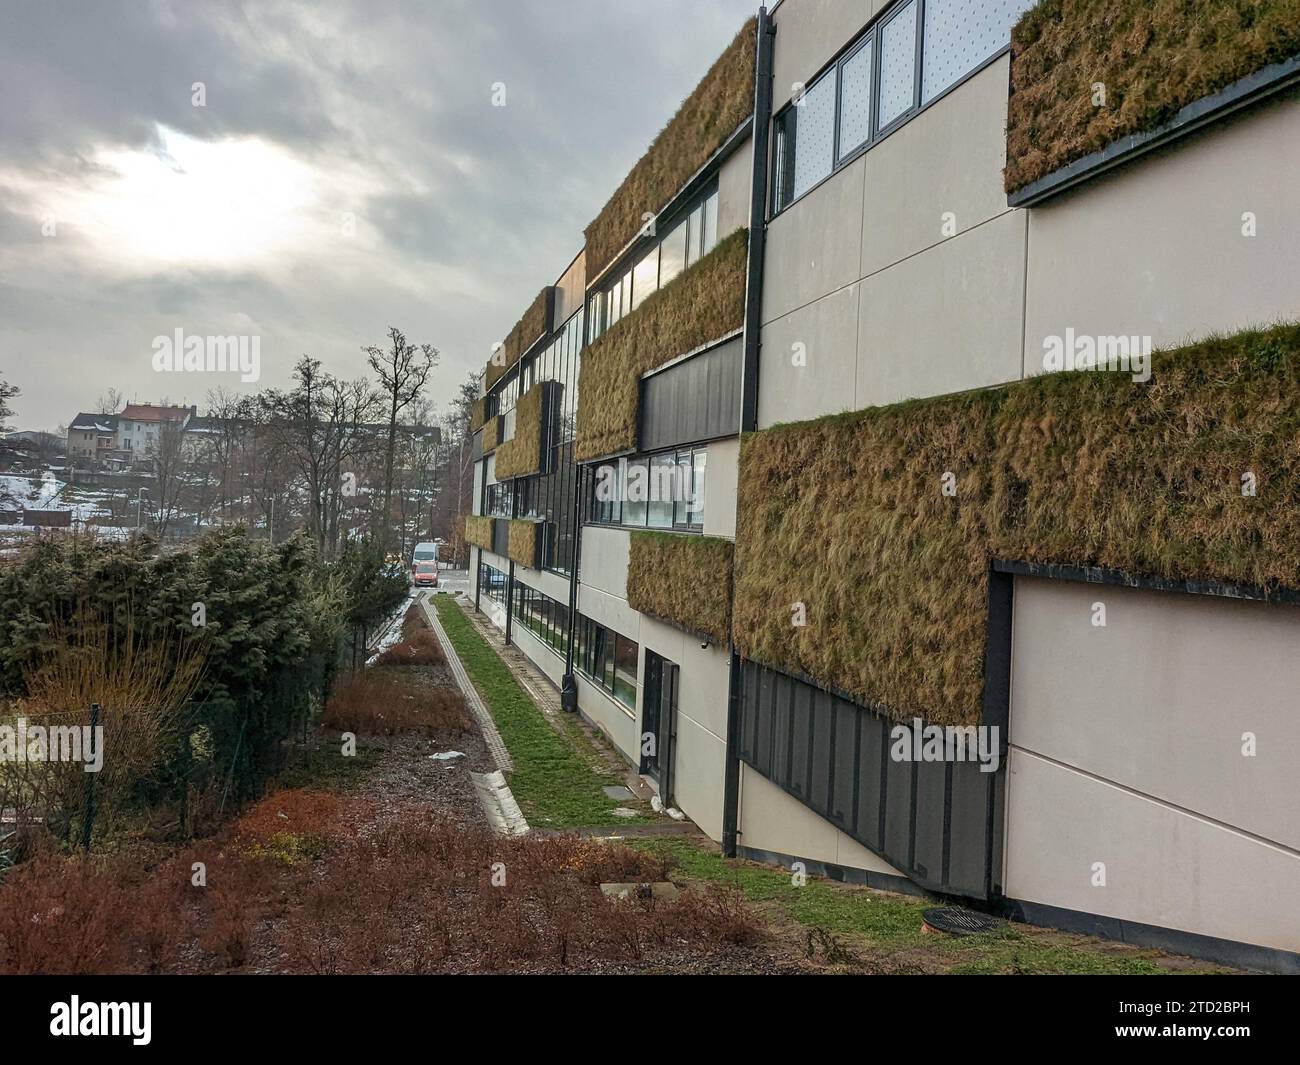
(505, 558, 514, 645)
(722, 5, 775, 859)
(561, 462, 583, 712)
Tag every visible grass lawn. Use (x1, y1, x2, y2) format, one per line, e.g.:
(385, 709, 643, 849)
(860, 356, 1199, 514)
(430, 593, 649, 829)
(635, 838, 1224, 975)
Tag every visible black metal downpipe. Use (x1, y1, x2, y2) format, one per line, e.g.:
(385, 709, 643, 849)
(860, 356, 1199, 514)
(561, 459, 584, 712)
(722, 5, 775, 859)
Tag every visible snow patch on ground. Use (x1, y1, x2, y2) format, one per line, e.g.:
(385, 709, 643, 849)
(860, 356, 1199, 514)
(364, 591, 418, 666)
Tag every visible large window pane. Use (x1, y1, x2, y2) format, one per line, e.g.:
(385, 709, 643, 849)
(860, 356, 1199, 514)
(623, 457, 648, 526)
(659, 219, 687, 288)
(702, 188, 718, 255)
(647, 453, 676, 528)
(687, 451, 706, 527)
(632, 247, 659, 310)
(551, 603, 569, 652)
(878, 0, 918, 129)
(613, 635, 638, 708)
(922, 0, 1034, 104)
(791, 69, 837, 201)
(574, 616, 588, 672)
(609, 278, 623, 327)
(685, 203, 702, 265)
(673, 451, 693, 526)
(837, 37, 874, 161)
(599, 628, 614, 688)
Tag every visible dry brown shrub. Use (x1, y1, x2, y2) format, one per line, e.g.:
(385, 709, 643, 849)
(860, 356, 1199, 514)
(375, 627, 444, 668)
(7, 601, 207, 843)
(322, 672, 469, 736)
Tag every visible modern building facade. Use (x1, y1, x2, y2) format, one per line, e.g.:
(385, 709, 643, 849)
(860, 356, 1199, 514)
(467, 0, 1300, 971)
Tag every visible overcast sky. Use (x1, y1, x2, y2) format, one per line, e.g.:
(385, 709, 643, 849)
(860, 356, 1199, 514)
(0, 0, 758, 431)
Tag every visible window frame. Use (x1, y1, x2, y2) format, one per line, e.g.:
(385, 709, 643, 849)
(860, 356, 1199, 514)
(586, 445, 707, 532)
(574, 613, 638, 710)
(586, 180, 720, 346)
(874, 0, 922, 138)
(771, 0, 1023, 216)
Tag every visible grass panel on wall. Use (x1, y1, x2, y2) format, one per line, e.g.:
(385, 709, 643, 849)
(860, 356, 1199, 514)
(735, 325, 1300, 727)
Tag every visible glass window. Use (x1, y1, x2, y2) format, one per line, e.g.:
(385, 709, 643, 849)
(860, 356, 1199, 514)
(580, 620, 593, 677)
(922, 0, 1034, 104)
(791, 69, 837, 201)
(574, 616, 588, 671)
(647, 453, 676, 528)
(591, 460, 620, 524)
(685, 203, 702, 266)
(673, 450, 694, 526)
(658, 219, 688, 288)
(551, 602, 569, 651)
(837, 38, 874, 161)
(631, 247, 658, 311)
(878, 0, 918, 129)
(598, 627, 614, 688)
(623, 457, 648, 526)
(687, 450, 706, 527)
(613, 635, 638, 709)
(702, 188, 718, 255)
(609, 278, 623, 328)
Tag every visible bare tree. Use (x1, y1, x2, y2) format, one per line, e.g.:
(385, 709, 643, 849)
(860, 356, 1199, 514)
(95, 388, 124, 415)
(430, 373, 480, 567)
(203, 387, 255, 523)
(260, 356, 380, 559)
(151, 422, 190, 538)
(363, 327, 438, 549)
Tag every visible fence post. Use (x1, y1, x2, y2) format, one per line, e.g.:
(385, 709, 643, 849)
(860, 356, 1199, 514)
(81, 702, 100, 852)
(218, 713, 248, 818)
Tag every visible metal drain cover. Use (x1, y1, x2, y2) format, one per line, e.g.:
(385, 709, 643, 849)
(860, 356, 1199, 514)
(922, 907, 1004, 936)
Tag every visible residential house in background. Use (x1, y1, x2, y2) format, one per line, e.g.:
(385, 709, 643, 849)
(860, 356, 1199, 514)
(66, 412, 120, 468)
(116, 402, 196, 463)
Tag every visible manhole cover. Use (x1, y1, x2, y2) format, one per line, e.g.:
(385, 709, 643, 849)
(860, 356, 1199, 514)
(922, 907, 1004, 936)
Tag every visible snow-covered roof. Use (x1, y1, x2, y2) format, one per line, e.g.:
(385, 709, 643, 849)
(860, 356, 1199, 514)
(68, 412, 118, 433)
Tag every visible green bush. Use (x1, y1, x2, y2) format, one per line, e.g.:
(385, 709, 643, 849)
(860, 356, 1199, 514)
(0, 527, 399, 821)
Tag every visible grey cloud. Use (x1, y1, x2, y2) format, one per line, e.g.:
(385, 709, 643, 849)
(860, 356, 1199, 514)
(0, 0, 759, 430)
